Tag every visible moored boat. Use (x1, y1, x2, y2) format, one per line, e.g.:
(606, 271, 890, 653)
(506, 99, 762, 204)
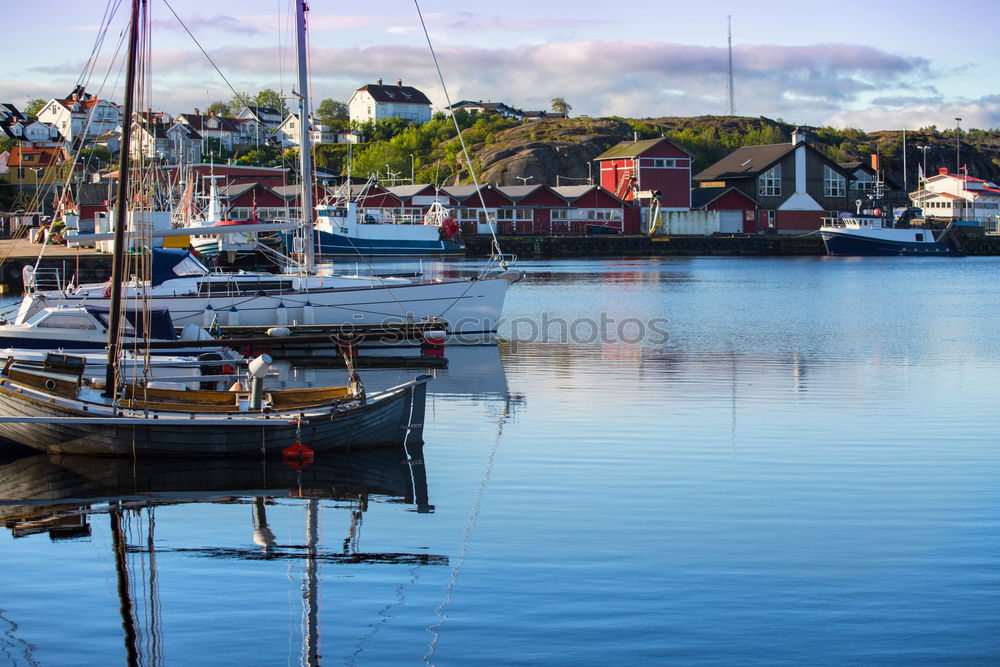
(819, 215, 957, 256)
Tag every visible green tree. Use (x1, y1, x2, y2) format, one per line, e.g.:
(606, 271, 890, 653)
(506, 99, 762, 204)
(316, 99, 349, 130)
(0, 136, 16, 153)
(550, 97, 571, 115)
(206, 100, 228, 116)
(227, 91, 254, 116)
(256, 88, 288, 117)
(23, 98, 46, 117)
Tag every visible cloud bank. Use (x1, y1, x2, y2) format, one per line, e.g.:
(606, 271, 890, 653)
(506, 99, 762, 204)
(30, 37, 999, 131)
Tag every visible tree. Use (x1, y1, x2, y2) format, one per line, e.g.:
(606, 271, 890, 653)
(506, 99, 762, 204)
(256, 89, 288, 117)
(316, 99, 349, 130)
(23, 98, 46, 117)
(550, 97, 571, 115)
(227, 91, 254, 116)
(206, 100, 228, 116)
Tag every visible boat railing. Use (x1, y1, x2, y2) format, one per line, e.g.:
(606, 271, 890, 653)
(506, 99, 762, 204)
(25, 266, 67, 294)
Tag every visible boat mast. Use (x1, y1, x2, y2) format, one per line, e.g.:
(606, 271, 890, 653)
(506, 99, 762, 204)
(104, 0, 142, 396)
(294, 0, 316, 273)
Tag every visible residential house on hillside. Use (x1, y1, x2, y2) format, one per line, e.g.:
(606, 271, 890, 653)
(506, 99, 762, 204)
(130, 111, 173, 161)
(594, 137, 693, 210)
(274, 113, 339, 148)
(176, 112, 238, 155)
(910, 167, 1000, 225)
(693, 129, 854, 233)
(2, 145, 69, 186)
(0, 104, 23, 123)
(18, 119, 61, 145)
(349, 79, 432, 125)
(36, 86, 121, 146)
(237, 105, 285, 133)
(444, 101, 523, 120)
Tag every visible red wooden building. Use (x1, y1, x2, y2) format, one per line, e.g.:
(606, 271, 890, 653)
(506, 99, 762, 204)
(594, 138, 693, 209)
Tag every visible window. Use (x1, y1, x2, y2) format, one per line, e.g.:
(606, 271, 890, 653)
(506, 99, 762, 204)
(551, 209, 570, 221)
(759, 165, 781, 196)
(36, 314, 98, 330)
(824, 166, 846, 197)
(649, 158, 677, 168)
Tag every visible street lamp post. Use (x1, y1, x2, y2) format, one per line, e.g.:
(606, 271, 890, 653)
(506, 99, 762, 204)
(410, 153, 415, 184)
(916, 145, 930, 187)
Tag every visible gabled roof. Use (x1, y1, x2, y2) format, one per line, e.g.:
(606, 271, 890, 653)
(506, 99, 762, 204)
(7, 145, 68, 166)
(387, 184, 437, 199)
(356, 83, 431, 106)
(217, 182, 259, 199)
(177, 114, 238, 133)
(691, 186, 759, 209)
(440, 185, 481, 200)
(0, 103, 24, 121)
(496, 184, 546, 201)
(693, 143, 796, 181)
(595, 137, 691, 160)
(551, 185, 596, 200)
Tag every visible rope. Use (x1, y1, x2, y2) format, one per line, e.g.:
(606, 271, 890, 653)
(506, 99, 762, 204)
(412, 0, 507, 271)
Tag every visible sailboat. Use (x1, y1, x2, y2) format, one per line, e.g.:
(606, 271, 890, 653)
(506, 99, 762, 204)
(12, 1, 518, 338)
(0, 0, 430, 457)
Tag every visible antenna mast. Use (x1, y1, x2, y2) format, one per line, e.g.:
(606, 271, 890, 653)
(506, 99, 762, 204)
(726, 15, 736, 116)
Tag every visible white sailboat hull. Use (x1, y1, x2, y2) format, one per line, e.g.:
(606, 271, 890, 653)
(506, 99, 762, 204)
(16, 274, 514, 336)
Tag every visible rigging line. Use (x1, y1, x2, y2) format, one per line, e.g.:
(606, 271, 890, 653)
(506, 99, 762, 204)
(423, 415, 507, 664)
(160, 0, 246, 104)
(412, 0, 505, 266)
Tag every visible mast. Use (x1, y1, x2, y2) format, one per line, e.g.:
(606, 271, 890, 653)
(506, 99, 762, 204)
(294, 0, 316, 273)
(104, 0, 142, 396)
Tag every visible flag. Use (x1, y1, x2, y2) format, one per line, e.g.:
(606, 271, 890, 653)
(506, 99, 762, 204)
(918, 163, 924, 183)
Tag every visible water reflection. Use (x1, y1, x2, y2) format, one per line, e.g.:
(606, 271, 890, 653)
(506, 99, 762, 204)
(0, 446, 441, 666)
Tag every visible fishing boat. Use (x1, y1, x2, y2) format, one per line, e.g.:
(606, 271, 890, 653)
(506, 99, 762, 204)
(0, 0, 430, 458)
(819, 214, 958, 256)
(311, 182, 464, 256)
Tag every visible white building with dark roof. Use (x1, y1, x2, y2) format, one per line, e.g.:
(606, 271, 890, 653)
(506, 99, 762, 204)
(348, 79, 432, 125)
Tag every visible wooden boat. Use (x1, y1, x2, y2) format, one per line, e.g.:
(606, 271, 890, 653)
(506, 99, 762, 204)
(0, 352, 428, 457)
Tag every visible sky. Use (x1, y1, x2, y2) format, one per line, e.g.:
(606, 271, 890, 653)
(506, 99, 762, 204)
(4, 0, 998, 131)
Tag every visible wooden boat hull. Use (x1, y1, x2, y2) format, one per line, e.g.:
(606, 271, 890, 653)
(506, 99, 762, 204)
(0, 377, 427, 457)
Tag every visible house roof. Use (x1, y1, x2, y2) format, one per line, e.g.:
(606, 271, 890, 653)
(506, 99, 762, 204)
(496, 184, 546, 201)
(356, 83, 432, 106)
(440, 185, 481, 200)
(693, 143, 796, 181)
(387, 184, 437, 199)
(691, 186, 759, 209)
(594, 137, 692, 161)
(0, 103, 24, 121)
(7, 145, 67, 166)
(177, 114, 238, 133)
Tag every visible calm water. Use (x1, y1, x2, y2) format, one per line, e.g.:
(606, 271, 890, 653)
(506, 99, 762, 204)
(3, 256, 1000, 665)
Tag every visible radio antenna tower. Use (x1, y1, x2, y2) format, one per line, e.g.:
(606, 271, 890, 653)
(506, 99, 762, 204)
(726, 15, 736, 116)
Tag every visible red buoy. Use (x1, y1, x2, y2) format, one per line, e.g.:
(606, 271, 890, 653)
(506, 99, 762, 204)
(282, 441, 315, 470)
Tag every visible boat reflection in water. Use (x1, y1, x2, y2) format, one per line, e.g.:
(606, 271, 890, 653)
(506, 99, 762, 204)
(0, 445, 441, 665)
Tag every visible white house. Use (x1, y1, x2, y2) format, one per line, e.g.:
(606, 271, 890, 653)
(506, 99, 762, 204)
(910, 167, 1000, 225)
(176, 112, 238, 153)
(36, 86, 122, 145)
(274, 114, 340, 148)
(348, 79, 432, 125)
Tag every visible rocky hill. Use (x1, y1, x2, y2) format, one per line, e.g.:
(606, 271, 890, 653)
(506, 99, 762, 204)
(438, 115, 1000, 189)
